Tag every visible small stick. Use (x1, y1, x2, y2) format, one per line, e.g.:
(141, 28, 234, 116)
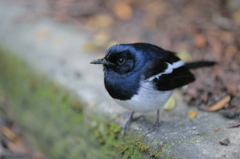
(227, 123, 240, 128)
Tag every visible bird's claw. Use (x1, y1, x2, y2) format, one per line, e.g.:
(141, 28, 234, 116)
(120, 120, 130, 136)
(120, 112, 134, 136)
(120, 113, 145, 136)
(148, 121, 161, 131)
(144, 121, 162, 136)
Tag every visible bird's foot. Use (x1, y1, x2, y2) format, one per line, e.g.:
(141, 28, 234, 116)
(148, 121, 161, 131)
(120, 112, 145, 136)
(120, 112, 134, 136)
(144, 121, 162, 136)
(120, 119, 130, 136)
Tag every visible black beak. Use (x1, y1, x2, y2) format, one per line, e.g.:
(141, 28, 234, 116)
(90, 58, 114, 66)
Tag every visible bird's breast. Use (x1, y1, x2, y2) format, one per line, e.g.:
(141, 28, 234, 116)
(104, 71, 141, 100)
(114, 81, 173, 112)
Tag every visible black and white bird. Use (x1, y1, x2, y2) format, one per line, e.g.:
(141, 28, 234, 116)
(90, 43, 215, 135)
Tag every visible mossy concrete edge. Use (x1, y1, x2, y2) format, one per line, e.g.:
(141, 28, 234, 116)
(0, 47, 176, 158)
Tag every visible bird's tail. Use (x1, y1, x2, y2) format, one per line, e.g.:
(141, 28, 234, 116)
(185, 61, 217, 70)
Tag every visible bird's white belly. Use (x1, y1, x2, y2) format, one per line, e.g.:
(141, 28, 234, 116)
(114, 81, 173, 113)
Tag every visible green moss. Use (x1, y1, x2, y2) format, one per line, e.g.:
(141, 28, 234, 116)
(0, 47, 170, 159)
(0, 47, 101, 158)
(90, 118, 165, 159)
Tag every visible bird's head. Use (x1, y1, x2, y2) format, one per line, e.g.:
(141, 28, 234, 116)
(90, 44, 139, 74)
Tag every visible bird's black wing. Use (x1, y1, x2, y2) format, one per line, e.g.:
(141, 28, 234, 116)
(143, 59, 195, 91)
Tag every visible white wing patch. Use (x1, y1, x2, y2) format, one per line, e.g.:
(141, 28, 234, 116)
(172, 60, 185, 69)
(147, 60, 185, 81)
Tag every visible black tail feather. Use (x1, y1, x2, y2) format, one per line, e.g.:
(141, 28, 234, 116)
(185, 61, 217, 69)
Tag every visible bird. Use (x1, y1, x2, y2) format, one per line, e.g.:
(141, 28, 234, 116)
(90, 43, 216, 136)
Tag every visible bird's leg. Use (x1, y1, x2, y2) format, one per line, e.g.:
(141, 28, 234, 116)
(154, 109, 161, 128)
(147, 110, 161, 133)
(120, 111, 134, 136)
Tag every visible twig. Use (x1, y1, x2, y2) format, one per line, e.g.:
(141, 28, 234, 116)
(227, 123, 240, 128)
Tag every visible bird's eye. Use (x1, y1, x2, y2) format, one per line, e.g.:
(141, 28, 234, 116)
(117, 58, 125, 65)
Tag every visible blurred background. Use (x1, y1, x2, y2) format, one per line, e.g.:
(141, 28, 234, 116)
(0, 0, 240, 158)
(28, 0, 240, 116)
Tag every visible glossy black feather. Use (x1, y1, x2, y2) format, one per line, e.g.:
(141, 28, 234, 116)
(142, 59, 168, 79)
(91, 43, 214, 100)
(153, 66, 195, 91)
(185, 61, 217, 69)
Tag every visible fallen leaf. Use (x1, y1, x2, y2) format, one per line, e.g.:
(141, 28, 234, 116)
(114, 2, 132, 20)
(6, 140, 29, 154)
(207, 95, 231, 111)
(194, 34, 206, 48)
(232, 9, 240, 25)
(188, 109, 197, 119)
(227, 123, 240, 128)
(87, 14, 113, 28)
(0, 126, 20, 142)
(213, 128, 220, 132)
(163, 96, 176, 110)
(225, 45, 237, 55)
(177, 50, 192, 62)
(208, 36, 222, 57)
(220, 31, 234, 44)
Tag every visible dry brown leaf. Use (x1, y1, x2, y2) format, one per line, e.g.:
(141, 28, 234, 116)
(194, 34, 206, 48)
(0, 126, 20, 142)
(95, 14, 113, 28)
(114, 2, 132, 20)
(220, 31, 234, 43)
(87, 14, 113, 28)
(207, 95, 231, 111)
(208, 36, 222, 57)
(225, 45, 237, 55)
(6, 140, 29, 154)
(213, 128, 220, 132)
(188, 109, 197, 119)
(232, 9, 240, 25)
